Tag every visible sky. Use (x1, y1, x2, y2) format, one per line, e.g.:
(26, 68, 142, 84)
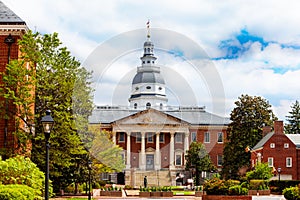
(3, 0, 300, 121)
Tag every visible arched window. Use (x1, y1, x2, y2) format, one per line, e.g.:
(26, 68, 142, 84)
(160, 103, 163, 110)
(134, 103, 137, 109)
(146, 102, 151, 109)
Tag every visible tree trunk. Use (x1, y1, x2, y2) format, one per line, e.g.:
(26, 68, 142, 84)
(195, 169, 201, 186)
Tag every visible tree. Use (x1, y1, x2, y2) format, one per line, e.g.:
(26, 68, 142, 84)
(185, 142, 216, 186)
(285, 100, 300, 134)
(222, 94, 277, 180)
(14, 31, 94, 193)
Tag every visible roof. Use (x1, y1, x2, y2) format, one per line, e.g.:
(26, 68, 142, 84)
(286, 134, 300, 148)
(252, 132, 275, 150)
(0, 1, 25, 24)
(89, 106, 230, 126)
(132, 71, 165, 84)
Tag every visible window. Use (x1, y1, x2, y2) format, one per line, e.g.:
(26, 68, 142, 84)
(286, 157, 292, 167)
(147, 60, 150, 63)
(160, 103, 163, 110)
(175, 154, 182, 166)
(268, 157, 273, 167)
(146, 102, 151, 109)
(204, 132, 210, 143)
(147, 132, 154, 143)
(175, 133, 183, 143)
(101, 172, 109, 180)
(284, 143, 289, 148)
(159, 133, 164, 143)
(120, 152, 125, 164)
(135, 132, 141, 143)
(118, 132, 125, 142)
(217, 132, 223, 143)
(146, 86, 151, 89)
(191, 132, 197, 142)
(217, 155, 223, 166)
(270, 143, 275, 148)
(134, 103, 137, 109)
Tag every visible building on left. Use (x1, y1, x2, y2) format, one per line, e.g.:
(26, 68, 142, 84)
(0, 1, 29, 156)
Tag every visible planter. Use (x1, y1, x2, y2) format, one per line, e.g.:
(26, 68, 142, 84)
(248, 189, 270, 196)
(151, 191, 162, 197)
(162, 191, 173, 197)
(139, 191, 151, 197)
(258, 190, 270, 195)
(100, 191, 110, 196)
(202, 195, 251, 200)
(195, 191, 204, 197)
(110, 191, 122, 197)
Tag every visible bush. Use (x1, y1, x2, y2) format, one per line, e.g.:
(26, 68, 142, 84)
(249, 179, 269, 190)
(283, 186, 300, 200)
(228, 185, 248, 195)
(0, 184, 35, 200)
(0, 156, 48, 198)
(204, 178, 240, 195)
(269, 180, 300, 194)
(246, 162, 273, 180)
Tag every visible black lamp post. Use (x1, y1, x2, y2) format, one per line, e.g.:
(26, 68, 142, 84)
(88, 160, 92, 200)
(277, 167, 281, 181)
(41, 110, 54, 200)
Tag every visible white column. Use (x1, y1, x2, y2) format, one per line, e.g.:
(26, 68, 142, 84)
(155, 132, 161, 170)
(184, 132, 189, 165)
(169, 132, 175, 169)
(126, 132, 131, 169)
(112, 132, 116, 144)
(140, 132, 146, 170)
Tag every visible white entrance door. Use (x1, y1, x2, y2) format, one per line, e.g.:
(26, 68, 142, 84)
(146, 154, 154, 170)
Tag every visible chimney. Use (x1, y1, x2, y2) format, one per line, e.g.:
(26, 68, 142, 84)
(262, 126, 272, 137)
(274, 121, 284, 134)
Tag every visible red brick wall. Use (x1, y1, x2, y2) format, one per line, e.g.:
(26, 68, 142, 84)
(0, 34, 21, 149)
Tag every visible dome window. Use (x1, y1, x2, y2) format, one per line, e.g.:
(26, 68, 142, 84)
(134, 103, 137, 109)
(147, 60, 150, 63)
(135, 87, 139, 90)
(146, 102, 151, 109)
(146, 86, 151, 89)
(159, 87, 162, 90)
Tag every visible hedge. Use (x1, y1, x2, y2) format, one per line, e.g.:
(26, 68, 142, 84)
(0, 184, 35, 200)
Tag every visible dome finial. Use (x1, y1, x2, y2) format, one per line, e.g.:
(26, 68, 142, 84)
(146, 20, 150, 39)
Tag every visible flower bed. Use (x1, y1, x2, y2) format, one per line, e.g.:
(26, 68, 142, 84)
(202, 195, 252, 200)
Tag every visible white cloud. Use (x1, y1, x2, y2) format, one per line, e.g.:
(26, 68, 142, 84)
(3, 0, 300, 120)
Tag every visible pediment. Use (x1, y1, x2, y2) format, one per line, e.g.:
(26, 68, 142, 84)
(113, 108, 189, 126)
(145, 147, 155, 152)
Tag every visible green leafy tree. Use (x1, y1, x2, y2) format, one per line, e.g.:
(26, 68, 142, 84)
(14, 31, 94, 193)
(185, 142, 216, 186)
(285, 100, 300, 134)
(222, 94, 277, 180)
(246, 162, 273, 180)
(0, 58, 36, 156)
(0, 155, 48, 199)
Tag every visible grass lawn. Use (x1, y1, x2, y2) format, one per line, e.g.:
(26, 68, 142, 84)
(173, 190, 195, 195)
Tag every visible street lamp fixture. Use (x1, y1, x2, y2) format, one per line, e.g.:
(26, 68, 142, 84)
(41, 110, 54, 200)
(277, 167, 281, 181)
(88, 160, 92, 200)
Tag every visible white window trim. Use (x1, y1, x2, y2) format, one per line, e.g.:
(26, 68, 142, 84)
(159, 133, 165, 143)
(217, 155, 223, 166)
(175, 153, 182, 166)
(175, 133, 183, 143)
(135, 132, 141, 143)
(284, 143, 289, 148)
(217, 132, 223, 143)
(286, 157, 292, 167)
(147, 132, 154, 143)
(204, 132, 210, 143)
(268, 157, 273, 167)
(191, 132, 197, 143)
(270, 143, 275, 148)
(118, 132, 125, 143)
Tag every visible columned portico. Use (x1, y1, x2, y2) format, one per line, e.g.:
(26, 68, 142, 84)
(169, 131, 175, 169)
(184, 132, 189, 164)
(140, 132, 146, 170)
(126, 132, 131, 169)
(155, 132, 160, 170)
